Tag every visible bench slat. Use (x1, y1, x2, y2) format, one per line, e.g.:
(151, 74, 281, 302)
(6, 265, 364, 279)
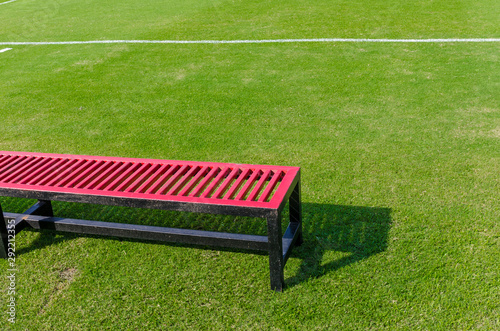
(200, 166, 228, 198)
(0, 155, 12, 169)
(76, 161, 118, 189)
(157, 164, 190, 194)
(82, 161, 124, 190)
(258, 171, 282, 202)
(126, 163, 165, 193)
(145, 164, 179, 194)
(235, 169, 261, 201)
(247, 169, 271, 201)
(45, 159, 87, 187)
(0, 156, 36, 182)
(189, 166, 219, 197)
(95, 162, 138, 191)
(168, 165, 200, 195)
(0, 155, 22, 174)
(16, 157, 50, 184)
(24, 158, 67, 186)
(223, 168, 251, 200)
(40, 158, 79, 186)
(213, 167, 240, 199)
(0, 156, 27, 179)
(178, 165, 209, 197)
(63, 160, 102, 187)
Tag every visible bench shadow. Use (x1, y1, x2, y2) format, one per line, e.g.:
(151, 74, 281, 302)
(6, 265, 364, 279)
(286, 203, 392, 287)
(15, 231, 75, 256)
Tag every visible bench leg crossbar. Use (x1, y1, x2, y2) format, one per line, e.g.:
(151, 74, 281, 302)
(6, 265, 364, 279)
(1, 186, 302, 291)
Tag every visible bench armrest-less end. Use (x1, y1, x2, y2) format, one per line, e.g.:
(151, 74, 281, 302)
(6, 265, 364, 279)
(0, 151, 302, 292)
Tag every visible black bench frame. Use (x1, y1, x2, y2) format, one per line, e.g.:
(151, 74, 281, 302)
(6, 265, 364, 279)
(0, 172, 302, 292)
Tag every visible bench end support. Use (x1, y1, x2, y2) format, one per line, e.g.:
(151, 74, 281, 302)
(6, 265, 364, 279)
(0, 204, 8, 259)
(267, 211, 285, 292)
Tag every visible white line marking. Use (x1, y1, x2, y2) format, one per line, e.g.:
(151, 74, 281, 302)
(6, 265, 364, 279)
(0, 48, 12, 53)
(0, 0, 17, 5)
(0, 38, 499, 46)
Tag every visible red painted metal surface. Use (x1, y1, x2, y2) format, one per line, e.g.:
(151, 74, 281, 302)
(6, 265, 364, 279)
(0, 152, 300, 210)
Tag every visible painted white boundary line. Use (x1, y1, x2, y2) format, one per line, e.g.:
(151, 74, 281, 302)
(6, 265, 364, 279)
(0, 48, 13, 53)
(0, 0, 17, 5)
(0, 38, 499, 46)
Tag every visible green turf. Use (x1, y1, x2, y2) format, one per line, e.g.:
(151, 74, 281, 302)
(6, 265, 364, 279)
(1, 0, 499, 329)
(1, 0, 499, 41)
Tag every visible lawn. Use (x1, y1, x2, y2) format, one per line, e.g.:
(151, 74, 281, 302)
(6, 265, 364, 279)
(0, 0, 499, 329)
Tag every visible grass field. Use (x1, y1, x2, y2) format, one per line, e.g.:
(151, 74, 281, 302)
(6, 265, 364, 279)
(1, 0, 499, 329)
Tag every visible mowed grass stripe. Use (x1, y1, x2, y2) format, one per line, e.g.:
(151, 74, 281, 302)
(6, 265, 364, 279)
(1, 0, 498, 42)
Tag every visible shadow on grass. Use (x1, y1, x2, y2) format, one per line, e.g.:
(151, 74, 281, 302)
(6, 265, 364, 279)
(4, 198, 391, 287)
(286, 203, 392, 287)
(15, 231, 75, 256)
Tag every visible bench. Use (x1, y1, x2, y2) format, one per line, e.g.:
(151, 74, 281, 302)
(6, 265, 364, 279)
(0, 151, 302, 291)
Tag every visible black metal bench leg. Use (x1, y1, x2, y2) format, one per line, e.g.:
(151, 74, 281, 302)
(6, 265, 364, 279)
(267, 211, 284, 292)
(25, 200, 54, 217)
(289, 180, 303, 246)
(0, 203, 9, 259)
(13, 200, 54, 233)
